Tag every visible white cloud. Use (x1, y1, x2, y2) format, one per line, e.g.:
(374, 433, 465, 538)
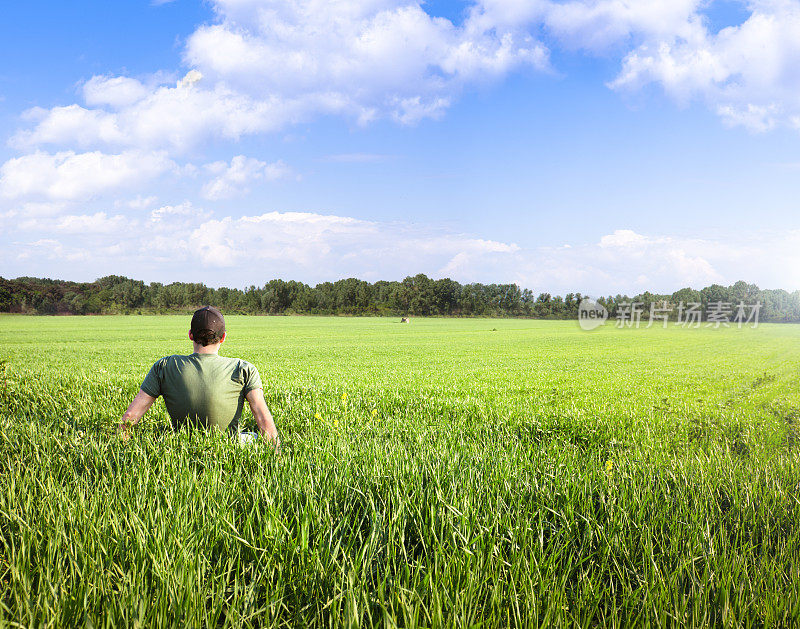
(11, 2, 550, 155)
(176, 215, 755, 294)
(435, 238, 520, 275)
(458, 0, 800, 133)
(263, 159, 295, 181)
(518, 229, 739, 295)
(177, 69, 203, 89)
(119, 195, 158, 210)
(543, 0, 703, 52)
(609, 0, 800, 131)
(52, 212, 128, 234)
(15, 238, 92, 263)
(201, 155, 295, 200)
(599, 229, 649, 248)
(6, 207, 520, 283)
(186, 1, 549, 118)
(0, 150, 176, 201)
(5, 205, 800, 292)
(12, 105, 125, 149)
(108, 78, 292, 152)
(8, 0, 800, 154)
(11, 73, 296, 154)
(177, 211, 526, 285)
(83, 75, 150, 108)
(149, 201, 196, 222)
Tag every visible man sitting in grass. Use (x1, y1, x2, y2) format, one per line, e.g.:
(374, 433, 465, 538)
(119, 305, 279, 445)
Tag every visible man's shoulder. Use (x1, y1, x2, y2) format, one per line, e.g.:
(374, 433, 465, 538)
(200, 354, 259, 377)
(226, 357, 262, 388)
(150, 354, 197, 371)
(155, 354, 186, 365)
(154, 354, 253, 363)
(229, 357, 260, 378)
(153, 354, 258, 376)
(213, 354, 256, 368)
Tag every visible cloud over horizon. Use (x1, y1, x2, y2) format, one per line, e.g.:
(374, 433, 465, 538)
(3, 203, 799, 295)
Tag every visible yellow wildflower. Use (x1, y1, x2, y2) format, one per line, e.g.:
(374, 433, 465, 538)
(333, 419, 339, 428)
(341, 392, 347, 402)
(605, 460, 614, 473)
(371, 408, 378, 417)
(314, 412, 322, 421)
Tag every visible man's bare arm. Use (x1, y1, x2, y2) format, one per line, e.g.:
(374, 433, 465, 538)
(245, 388, 279, 446)
(118, 389, 157, 438)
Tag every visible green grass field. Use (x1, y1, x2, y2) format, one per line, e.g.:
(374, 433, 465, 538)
(1, 315, 800, 627)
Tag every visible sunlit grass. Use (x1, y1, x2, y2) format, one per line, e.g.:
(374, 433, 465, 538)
(1, 315, 800, 626)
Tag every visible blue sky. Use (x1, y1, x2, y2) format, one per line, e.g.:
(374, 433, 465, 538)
(2, 0, 800, 295)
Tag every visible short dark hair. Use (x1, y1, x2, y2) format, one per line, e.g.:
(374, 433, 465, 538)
(193, 329, 223, 346)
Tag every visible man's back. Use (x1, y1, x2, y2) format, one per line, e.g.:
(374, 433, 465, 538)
(119, 306, 278, 445)
(141, 353, 263, 432)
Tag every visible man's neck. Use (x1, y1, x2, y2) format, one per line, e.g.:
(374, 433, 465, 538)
(193, 343, 221, 355)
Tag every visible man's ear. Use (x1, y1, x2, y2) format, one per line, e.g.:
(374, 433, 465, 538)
(189, 330, 194, 341)
(219, 331, 227, 344)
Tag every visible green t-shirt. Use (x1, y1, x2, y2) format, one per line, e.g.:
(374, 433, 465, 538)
(141, 353, 263, 433)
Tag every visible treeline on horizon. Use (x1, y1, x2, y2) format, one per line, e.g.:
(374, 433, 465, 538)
(1, 274, 800, 322)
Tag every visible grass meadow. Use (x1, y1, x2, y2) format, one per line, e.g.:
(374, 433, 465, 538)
(1, 315, 800, 627)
